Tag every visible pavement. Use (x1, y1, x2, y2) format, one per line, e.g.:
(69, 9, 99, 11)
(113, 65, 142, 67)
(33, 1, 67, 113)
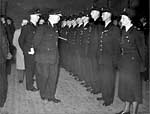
(1, 64, 149, 114)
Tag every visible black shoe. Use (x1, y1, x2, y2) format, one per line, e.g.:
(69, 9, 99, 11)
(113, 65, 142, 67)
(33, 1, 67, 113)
(19, 80, 23, 83)
(96, 97, 103, 101)
(27, 87, 38, 92)
(41, 96, 46, 100)
(102, 102, 111, 106)
(116, 111, 130, 114)
(48, 98, 61, 103)
(91, 90, 100, 94)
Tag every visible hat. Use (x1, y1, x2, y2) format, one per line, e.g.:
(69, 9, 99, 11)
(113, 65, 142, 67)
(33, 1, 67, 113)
(90, 7, 101, 12)
(101, 7, 111, 13)
(121, 8, 135, 19)
(48, 9, 62, 16)
(28, 8, 41, 15)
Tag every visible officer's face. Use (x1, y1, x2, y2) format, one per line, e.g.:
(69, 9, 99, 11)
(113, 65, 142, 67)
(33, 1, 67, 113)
(72, 20, 77, 27)
(90, 10, 100, 21)
(30, 14, 40, 23)
(1, 17, 5, 24)
(66, 20, 72, 27)
(83, 16, 89, 24)
(76, 17, 83, 25)
(21, 19, 28, 26)
(39, 19, 45, 25)
(120, 15, 130, 27)
(101, 12, 111, 21)
(49, 15, 60, 24)
(7, 19, 11, 25)
(61, 21, 67, 27)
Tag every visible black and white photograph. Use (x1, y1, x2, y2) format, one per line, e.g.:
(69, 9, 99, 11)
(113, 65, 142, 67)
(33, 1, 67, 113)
(0, 0, 149, 114)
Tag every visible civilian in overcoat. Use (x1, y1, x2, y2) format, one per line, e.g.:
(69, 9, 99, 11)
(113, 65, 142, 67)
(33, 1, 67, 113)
(0, 21, 8, 109)
(33, 12, 61, 103)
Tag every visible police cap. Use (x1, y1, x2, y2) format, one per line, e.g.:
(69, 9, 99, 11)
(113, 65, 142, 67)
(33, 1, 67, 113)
(101, 7, 111, 13)
(121, 8, 135, 19)
(28, 8, 41, 15)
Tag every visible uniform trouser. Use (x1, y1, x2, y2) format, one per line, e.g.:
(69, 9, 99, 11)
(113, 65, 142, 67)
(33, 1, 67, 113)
(24, 54, 36, 90)
(36, 62, 59, 99)
(98, 64, 116, 105)
(6, 59, 11, 75)
(0, 63, 8, 107)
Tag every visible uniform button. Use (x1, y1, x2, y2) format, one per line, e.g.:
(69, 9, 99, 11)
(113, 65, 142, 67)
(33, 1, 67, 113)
(126, 36, 129, 38)
(100, 48, 103, 51)
(131, 56, 135, 60)
(100, 44, 103, 47)
(100, 40, 103, 43)
(48, 48, 50, 51)
(33, 31, 35, 34)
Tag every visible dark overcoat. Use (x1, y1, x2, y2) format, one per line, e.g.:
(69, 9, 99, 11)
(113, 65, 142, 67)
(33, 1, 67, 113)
(33, 23, 59, 99)
(118, 26, 145, 103)
(33, 24, 59, 64)
(96, 22, 120, 105)
(0, 22, 8, 107)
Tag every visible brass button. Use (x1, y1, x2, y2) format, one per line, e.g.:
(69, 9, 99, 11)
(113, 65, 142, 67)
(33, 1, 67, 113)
(100, 48, 103, 51)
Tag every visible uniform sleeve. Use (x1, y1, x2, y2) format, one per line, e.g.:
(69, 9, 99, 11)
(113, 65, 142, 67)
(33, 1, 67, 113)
(18, 25, 27, 52)
(0, 26, 9, 59)
(135, 31, 146, 64)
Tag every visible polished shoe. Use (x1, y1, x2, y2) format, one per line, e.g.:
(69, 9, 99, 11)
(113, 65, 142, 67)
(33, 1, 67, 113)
(102, 102, 111, 106)
(116, 111, 130, 114)
(91, 90, 99, 94)
(27, 87, 38, 92)
(96, 97, 103, 101)
(19, 80, 23, 83)
(41, 96, 46, 100)
(48, 98, 61, 103)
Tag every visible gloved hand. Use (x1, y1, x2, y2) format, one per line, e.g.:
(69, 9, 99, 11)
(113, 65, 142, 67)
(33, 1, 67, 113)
(28, 48, 35, 55)
(7, 52, 12, 60)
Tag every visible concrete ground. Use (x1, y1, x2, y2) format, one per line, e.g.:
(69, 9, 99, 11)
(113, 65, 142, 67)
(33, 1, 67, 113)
(1, 64, 149, 114)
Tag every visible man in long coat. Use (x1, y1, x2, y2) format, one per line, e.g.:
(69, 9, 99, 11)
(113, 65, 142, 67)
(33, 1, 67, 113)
(19, 8, 40, 91)
(0, 21, 9, 112)
(33, 11, 61, 103)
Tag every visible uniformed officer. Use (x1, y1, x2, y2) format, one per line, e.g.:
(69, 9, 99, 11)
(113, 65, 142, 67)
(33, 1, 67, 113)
(116, 8, 145, 114)
(19, 8, 40, 91)
(80, 14, 93, 87)
(96, 7, 120, 106)
(0, 21, 9, 112)
(33, 9, 61, 103)
(87, 8, 103, 93)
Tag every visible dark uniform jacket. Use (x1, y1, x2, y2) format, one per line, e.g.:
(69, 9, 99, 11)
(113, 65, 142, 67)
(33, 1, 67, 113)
(120, 26, 145, 71)
(33, 23, 59, 64)
(80, 24, 92, 57)
(19, 22, 37, 54)
(96, 22, 120, 66)
(0, 22, 8, 63)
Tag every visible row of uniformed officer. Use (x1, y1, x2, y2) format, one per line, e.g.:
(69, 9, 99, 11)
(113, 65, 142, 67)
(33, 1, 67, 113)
(58, 7, 146, 110)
